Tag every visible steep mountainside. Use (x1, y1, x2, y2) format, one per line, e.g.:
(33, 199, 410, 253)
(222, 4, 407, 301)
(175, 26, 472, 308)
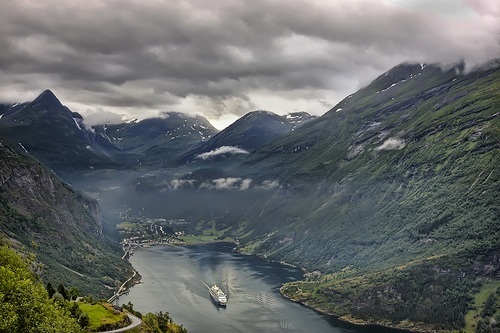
(0, 90, 121, 172)
(177, 110, 316, 163)
(0, 136, 132, 297)
(229, 61, 500, 331)
(238, 61, 500, 268)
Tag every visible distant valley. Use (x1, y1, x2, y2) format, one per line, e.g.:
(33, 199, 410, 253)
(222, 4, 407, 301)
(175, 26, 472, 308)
(1, 60, 499, 332)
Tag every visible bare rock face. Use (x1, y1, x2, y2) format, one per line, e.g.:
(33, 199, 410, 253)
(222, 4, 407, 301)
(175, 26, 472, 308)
(3, 159, 101, 237)
(473, 252, 500, 278)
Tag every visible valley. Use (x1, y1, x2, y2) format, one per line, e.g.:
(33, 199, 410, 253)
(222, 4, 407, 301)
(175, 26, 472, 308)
(0, 60, 499, 332)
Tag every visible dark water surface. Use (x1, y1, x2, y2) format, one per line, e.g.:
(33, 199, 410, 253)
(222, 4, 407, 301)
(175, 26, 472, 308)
(119, 243, 371, 333)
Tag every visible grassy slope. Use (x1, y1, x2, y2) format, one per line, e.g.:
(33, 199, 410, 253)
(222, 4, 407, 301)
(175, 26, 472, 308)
(78, 302, 127, 331)
(464, 280, 500, 332)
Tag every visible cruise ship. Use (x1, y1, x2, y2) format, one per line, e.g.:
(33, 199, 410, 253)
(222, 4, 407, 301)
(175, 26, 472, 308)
(209, 284, 227, 306)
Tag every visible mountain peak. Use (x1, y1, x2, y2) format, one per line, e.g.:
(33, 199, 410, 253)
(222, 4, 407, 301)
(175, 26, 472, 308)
(247, 110, 277, 116)
(30, 89, 67, 112)
(33, 89, 58, 102)
(284, 112, 317, 126)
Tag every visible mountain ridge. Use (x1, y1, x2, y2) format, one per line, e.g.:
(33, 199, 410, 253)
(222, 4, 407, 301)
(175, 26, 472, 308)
(176, 110, 316, 164)
(93, 111, 218, 166)
(0, 90, 122, 172)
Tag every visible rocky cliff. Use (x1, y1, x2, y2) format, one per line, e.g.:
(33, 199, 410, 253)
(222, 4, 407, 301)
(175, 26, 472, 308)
(0, 136, 131, 297)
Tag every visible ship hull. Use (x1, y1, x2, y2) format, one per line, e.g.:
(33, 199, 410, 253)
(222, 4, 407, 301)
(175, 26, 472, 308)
(210, 295, 227, 307)
(209, 285, 227, 307)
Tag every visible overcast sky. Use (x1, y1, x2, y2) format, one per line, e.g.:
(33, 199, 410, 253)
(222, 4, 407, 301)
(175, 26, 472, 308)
(1, 0, 499, 129)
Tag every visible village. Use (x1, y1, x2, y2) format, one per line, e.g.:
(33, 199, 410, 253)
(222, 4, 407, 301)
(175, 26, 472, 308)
(117, 217, 189, 257)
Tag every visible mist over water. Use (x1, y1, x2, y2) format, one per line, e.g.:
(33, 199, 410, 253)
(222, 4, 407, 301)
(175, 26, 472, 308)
(119, 243, 354, 333)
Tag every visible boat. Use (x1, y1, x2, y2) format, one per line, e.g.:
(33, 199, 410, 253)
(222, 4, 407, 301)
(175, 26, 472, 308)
(208, 284, 227, 306)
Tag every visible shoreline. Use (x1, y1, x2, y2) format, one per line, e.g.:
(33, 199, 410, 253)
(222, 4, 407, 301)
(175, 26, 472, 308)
(279, 287, 437, 333)
(117, 241, 432, 333)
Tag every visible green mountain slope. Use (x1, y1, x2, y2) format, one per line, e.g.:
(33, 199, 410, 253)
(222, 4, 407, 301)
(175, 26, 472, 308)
(0, 136, 132, 297)
(230, 62, 500, 331)
(241, 61, 499, 267)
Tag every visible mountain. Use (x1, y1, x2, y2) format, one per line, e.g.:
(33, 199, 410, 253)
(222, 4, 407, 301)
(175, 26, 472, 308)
(242, 61, 499, 269)
(177, 110, 316, 164)
(228, 61, 500, 331)
(0, 91, 220, 170)
(93, 112, 218, 166)
(0, 90, 121, 172)
(0, 136, 132, 297)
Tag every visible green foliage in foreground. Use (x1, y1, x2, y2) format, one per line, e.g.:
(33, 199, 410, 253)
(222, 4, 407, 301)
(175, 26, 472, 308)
(122, 303, 187, 333)
(141, 311, 187, 333)
(0, 245, 81, 333)
(472, 283, 500, 333)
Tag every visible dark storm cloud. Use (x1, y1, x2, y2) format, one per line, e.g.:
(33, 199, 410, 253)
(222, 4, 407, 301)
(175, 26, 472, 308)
(0, 0, 498, 127)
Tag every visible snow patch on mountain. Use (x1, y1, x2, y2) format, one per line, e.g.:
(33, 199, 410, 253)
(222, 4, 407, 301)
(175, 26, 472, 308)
(381, 79, 407, 92)
(18, 143, 28, 153)
(72, 118, 82, 130)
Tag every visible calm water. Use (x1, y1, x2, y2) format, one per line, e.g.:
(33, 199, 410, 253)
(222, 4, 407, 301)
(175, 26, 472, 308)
(119, 243, 372, 333)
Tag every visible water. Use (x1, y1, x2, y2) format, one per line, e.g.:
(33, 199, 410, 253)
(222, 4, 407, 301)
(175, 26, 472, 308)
(119, 243, 368, 333)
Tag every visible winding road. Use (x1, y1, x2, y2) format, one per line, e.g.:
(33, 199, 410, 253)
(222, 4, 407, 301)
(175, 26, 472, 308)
(96, 313, 142, 333)
(107, 270, 138, 303)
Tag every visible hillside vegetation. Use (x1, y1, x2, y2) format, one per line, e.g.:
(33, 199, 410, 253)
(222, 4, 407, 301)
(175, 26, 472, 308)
(0, 136, 132, 297)
(233, 62, 500, 331)
(0, 244, 82, 332)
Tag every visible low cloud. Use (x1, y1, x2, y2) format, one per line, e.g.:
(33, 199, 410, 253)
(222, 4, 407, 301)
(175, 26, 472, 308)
(170, 179, 196, 190)
(81, 106, 124, 126)
(375, 138, 406, 151)
(257, 180, 280, 190)
(1, 0, 498, 126)
(240, 178, 252, 190)
(200, 177, 252, 190)
(169, 177, 277, 191)
(196, 146, 250, 160)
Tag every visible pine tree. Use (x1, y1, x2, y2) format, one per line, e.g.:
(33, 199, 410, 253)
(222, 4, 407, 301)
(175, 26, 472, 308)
(57, 283, 69, 300)
(46, 282, 56, 298)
